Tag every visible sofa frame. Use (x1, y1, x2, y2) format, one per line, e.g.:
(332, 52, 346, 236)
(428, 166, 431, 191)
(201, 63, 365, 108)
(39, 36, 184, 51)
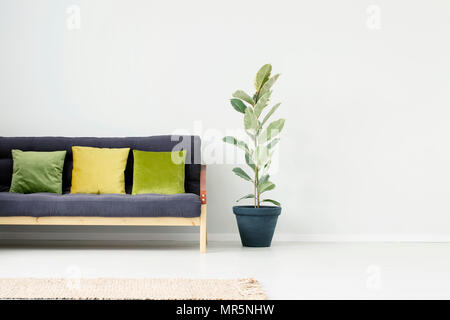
(0, 165, 208, 253)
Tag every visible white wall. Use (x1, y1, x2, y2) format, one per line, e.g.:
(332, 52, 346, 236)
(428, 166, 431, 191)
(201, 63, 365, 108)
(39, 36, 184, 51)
(1, 0, 450, 241)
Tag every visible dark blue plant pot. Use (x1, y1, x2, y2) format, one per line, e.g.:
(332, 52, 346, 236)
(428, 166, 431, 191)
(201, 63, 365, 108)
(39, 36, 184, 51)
(233, 205, 281, 247)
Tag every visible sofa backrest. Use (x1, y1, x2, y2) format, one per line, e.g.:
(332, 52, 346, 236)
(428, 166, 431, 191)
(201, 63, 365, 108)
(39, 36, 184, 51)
(0, 136, 201, 195)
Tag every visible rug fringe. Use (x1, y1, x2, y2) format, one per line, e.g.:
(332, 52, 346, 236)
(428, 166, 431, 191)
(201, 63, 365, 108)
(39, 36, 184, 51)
(238, 278, 268, 300)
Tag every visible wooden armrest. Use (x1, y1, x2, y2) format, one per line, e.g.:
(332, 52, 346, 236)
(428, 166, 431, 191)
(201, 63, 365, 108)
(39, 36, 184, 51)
(200, 165, 206, 204)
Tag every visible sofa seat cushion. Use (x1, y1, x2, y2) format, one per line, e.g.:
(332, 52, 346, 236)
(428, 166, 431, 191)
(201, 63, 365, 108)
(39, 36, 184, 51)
(0, 192, 201, 218)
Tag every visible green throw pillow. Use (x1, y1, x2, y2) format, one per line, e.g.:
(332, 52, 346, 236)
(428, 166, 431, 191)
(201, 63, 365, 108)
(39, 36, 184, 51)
(9, 150, 67, 194)
(132, 150, 186, 195)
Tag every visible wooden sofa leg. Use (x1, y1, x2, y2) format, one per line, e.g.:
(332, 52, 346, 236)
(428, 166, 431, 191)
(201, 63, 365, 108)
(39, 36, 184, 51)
(200, 204, 207, 253)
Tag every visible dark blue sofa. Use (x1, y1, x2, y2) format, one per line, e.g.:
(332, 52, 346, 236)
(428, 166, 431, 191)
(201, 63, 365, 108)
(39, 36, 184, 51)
(0, 136, 208, 252)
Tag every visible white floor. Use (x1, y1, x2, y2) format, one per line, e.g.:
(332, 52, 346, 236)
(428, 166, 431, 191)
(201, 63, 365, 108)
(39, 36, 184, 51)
(1, 241, 450, 299)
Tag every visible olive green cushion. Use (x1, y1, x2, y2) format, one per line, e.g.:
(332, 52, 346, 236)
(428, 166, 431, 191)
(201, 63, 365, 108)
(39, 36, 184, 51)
(9, 150, 67, 194)
(132, 150, 186, 195)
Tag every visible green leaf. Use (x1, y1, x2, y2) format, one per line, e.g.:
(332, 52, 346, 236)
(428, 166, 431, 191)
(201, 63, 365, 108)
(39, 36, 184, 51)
(254, 145, 270, 167)
(260, 160, 271, 176)
(258, 174, 270, 189)
(244, 107, 258, 134)
(237, 194, 255, 202)
(230, 99, 247, 114)
(222, 136, 249, 153)
(259, 74, 280, 98)
(233, 90, 254, 106)
(259, 181, 275, 193)
(258, 118, 285, 144)
(245, 152, 255, 171)
(232, 167, 253, 181)
(261, 103, 281, 126)
(254, 64, 272, 91)
(253, 92, 271, 118)
(246, 131, 255, 141)
(262, 199, 281, 206)
(267, 138, 280, 150)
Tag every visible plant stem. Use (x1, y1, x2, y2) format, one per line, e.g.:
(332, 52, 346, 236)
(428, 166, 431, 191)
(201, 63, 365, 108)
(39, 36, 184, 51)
(254, 167, 258, 208)
(254, 135, 259, 208)
(254, 90, 260, 208)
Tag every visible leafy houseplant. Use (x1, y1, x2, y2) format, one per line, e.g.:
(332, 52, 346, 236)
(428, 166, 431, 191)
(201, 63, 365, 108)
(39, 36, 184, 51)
(223, 64, 285, 247)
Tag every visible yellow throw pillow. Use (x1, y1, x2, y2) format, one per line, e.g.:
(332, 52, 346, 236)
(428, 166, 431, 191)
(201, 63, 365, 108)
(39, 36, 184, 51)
(70, 146, 130, 194)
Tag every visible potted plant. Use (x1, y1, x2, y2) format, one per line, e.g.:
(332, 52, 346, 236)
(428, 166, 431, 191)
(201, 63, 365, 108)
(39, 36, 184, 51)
(223, 64, 285, 247)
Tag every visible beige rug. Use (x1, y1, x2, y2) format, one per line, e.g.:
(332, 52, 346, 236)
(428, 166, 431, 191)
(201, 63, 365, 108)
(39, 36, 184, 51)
(0, 278, 267, 300)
